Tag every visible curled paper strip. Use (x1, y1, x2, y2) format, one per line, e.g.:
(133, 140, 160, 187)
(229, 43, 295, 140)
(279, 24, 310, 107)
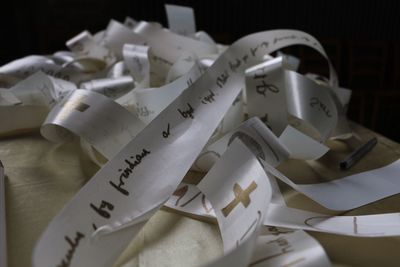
(0, 72, 74, 137)
(166, 182, 400, 238)
(122, 44, 149, 82)
(32, 28, 346, 267)
(41, 89, 145, 159)
(191, 117, 328, 172)
(264, 159, 400, 211)
(197, 140, 331, 266)
(126, 59, 205, 124)
(265, 204, 400, 237)
(245, 57, 341, 141)
(0, 4, 398, 267)
(80, 76, 134, 99)
(198, 139, 272, 252)
(194, 116, 400, 211)
(165, 4, 196, 36)
(251, 229, 331, 267)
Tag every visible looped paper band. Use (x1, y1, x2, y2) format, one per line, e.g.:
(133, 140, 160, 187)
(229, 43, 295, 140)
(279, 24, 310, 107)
(1, 7, 398, 267)
(41, 89, 145, 159)
(32, 28, 347, 267)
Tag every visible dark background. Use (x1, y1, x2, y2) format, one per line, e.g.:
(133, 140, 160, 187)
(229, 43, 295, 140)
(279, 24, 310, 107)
(1, 0, 400, 140)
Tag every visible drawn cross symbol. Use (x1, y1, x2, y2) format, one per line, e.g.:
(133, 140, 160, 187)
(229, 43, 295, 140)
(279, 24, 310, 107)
(221, 181, 258, 217)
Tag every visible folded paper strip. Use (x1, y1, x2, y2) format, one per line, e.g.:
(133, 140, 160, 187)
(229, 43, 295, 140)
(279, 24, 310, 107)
(0, 4, 399, 267)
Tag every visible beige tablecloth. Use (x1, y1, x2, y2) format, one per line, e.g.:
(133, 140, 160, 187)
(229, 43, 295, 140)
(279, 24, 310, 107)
(2, 122, 400, 267)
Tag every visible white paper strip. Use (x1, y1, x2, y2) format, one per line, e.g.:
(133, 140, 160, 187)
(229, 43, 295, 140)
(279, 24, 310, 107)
(122, 44, 149, 82)
(192, 117, 329, 172)
(209, 116, 400, 211)
(166, 183, 400, 238)
(265, 204, 400, 237)
(250, 230, 331, 267)
(33, 29, 341, 267)
(0, 89, 21, 106)
(0, 72, 64, 136)
(198, 140, 272, 252)
(245, 57, 288, 135)
(41, 89, 145, 159)
(285, 70, 338, 141)
(264, 159, 400, 210)
(133, 20, 218, 61)
(278, 125, 329, 160)
(80, 76, 134, 99)
(0, 56, 65, 82)
(66, 30, 115, 66)
(165, 182, 215, 221)
(245, 57, 347, 141)
(169, 142, 331, 267)
(103, 20, 146, 58)
(0, 161, 6, 267)
(126, 60, 204, 124)
(165, 4, 196, 36)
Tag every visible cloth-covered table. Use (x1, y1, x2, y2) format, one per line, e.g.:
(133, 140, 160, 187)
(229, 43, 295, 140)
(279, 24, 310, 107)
(2, 122, 400, 267)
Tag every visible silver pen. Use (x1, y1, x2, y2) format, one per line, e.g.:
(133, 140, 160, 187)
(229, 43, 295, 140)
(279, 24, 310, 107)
(340, 137, 378, 170)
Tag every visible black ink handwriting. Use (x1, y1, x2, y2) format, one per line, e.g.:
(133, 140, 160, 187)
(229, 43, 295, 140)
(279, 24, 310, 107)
(178, 103, 195, 119)
(132, 56, 144, 72)
(200, 89, 216, 104)
(229, 58, 242, 72)
(273, 35, 297, 44)
(266, 226, 295, 236)
(309, 97, 332, 117)
(216, 70, 229, 88)
(242, 54, 249, 63)
(90, 200, 114, 219)
(162, 123, 171, 138)
(57, 231, 85, 267)
(256, 80, 279, 97)
(109, 149, 151, 196)
(250, 42, 269, 57)
(249, 236, 294, 266)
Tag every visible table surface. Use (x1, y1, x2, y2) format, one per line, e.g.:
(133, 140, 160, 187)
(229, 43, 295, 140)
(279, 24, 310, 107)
(1, 122, 400, 267)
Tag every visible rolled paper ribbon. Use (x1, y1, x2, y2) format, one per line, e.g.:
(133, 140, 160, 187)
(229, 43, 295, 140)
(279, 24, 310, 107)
(33, 29, 347, 267)
(1, 7, 396, 267)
